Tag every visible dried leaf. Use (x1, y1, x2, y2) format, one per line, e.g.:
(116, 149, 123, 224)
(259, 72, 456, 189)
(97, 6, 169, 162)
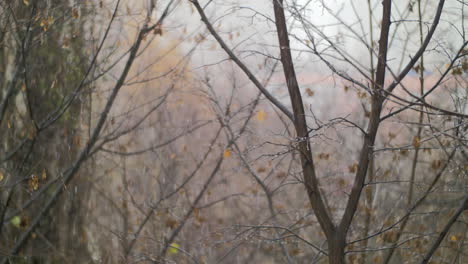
(256, 110, 266, 121)
(19, 216, 29, 229)
(413, 136, 421, 148)
(223, 149, 231, 158)
(431, 160, 442, 170)
(305, 88, 315, 97)
(165, 217, 178, 229)
(348, 163, 358, 173)
(72, 8, 79, 19)
(452, 67, 462, 75)
(153, 23, 163, 36)
(276, 171, 287, 179)
(338, 178, 346, 188)
(29, 174, 39, 191)
(41, 169, 47, 181)
(72, 135, 80, 146)
(318, 153, 330, 160)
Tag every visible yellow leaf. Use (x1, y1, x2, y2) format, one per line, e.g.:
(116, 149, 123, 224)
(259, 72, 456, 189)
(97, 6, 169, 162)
(28, 175, 39, 191)
(0, 171, 4, 181)
(223, 149, 231, 158)
(11, 216, 21, 228)
(23, 0, 29, 6)
(168, 242, 180, 255)
(41, 169, 47, 181)
(450, 235, 457, 242)
(256, 110, 266, 121)
(413, 136, 421, 148)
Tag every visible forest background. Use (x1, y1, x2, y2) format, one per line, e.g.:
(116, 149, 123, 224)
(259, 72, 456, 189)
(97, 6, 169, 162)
(0, 0, 467, 263)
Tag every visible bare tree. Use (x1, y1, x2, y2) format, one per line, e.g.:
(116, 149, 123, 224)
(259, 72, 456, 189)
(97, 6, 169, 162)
(189, 0, 467, 263)
(1, 0, 466, 263)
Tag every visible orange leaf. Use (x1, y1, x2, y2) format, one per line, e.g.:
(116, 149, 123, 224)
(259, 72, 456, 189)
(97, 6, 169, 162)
(223, 149, 231, 158)
(256, 110, 266, 122)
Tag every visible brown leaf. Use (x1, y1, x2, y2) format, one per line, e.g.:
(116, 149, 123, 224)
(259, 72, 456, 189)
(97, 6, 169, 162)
(72, 135, 80, 146)
(165, 217, 178, 229)
(276, 171, 287, 179)
(72, 8, 79, 19)
(348, 163, 358, 173)
(318, 153, 330, 160)
(153, 23, 163, 36)
(431, 160, 442, 170)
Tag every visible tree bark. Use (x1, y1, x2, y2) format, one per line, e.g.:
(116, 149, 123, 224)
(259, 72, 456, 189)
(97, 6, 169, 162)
(328, 233, 346, 264)
(272, 0, 335, 238)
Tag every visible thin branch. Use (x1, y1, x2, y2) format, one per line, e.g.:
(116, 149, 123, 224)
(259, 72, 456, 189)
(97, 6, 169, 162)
(191, 0, 294, 121)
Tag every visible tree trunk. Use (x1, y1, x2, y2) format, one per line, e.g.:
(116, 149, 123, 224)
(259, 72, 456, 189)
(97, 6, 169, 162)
(328, 234, 346, 264)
